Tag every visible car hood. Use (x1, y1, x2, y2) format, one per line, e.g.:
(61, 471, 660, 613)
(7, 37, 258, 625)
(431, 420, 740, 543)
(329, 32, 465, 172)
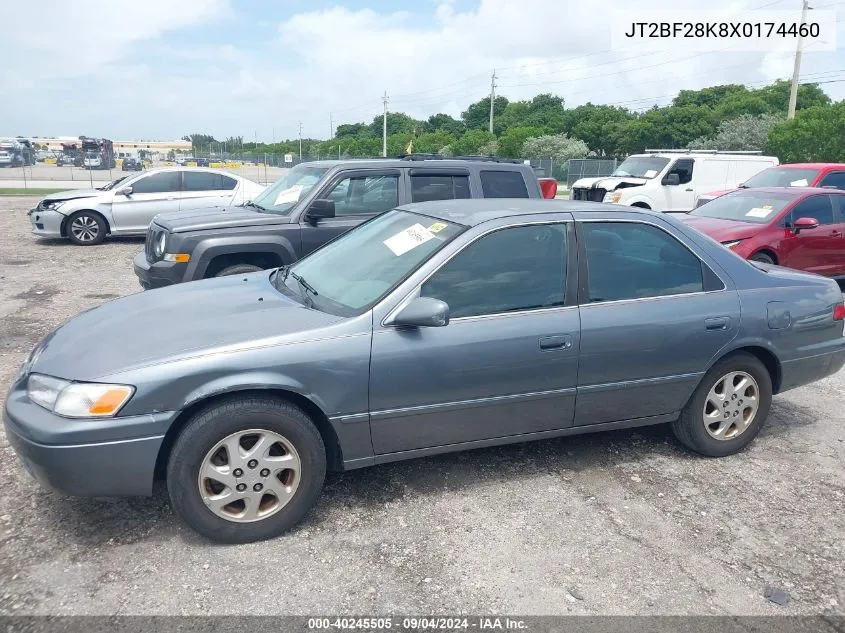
(41, 189, 105, 203)
(572, 176, 648, 190)
(28, 272, 344, 381)
(699, 188, 737, 200)
(155, 206, 292, 233)
(680, 215, 762, 242)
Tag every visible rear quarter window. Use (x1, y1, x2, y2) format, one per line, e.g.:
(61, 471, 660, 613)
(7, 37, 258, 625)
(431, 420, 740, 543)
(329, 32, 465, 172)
(480, 170, 529, 198)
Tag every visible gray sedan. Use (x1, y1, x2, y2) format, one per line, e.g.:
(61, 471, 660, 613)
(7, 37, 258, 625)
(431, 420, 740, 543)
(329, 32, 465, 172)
(5, 199, 845, 543)
(28, 167, 265, 245)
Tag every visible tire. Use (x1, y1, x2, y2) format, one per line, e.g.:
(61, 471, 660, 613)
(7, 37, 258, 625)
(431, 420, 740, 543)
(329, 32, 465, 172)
(215, 263, 263, 277)
(750, 252, 775, 265)
(166, 395, 326, 543)
(66, 211, 107, 246)
(672, 352, 772, 457)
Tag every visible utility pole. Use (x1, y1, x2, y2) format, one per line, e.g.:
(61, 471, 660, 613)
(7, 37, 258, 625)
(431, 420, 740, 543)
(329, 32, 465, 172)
(489, 69, 497, 135)
(330, 113, 334, 139)
(788, 0, 810, 119)
(382, 91, 389, 157)
(298, 121, 303, 160)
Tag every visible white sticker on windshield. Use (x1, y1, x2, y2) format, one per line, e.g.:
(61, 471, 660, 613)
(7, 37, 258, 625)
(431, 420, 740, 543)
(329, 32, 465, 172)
(383, 223, 435, 256)
(746, 207, 774, 218)
(790, 179, 809, 187)
(274, 184, 304, 206)
(644, 169, 658, 178)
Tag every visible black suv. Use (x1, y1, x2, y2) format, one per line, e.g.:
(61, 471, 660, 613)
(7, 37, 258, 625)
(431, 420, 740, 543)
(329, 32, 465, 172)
(134, 157, 547, 289)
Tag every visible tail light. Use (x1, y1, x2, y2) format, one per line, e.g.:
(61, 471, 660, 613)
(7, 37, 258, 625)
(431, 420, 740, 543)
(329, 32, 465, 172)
(538, 178, 558, 199)
(834, 303, 845, 321)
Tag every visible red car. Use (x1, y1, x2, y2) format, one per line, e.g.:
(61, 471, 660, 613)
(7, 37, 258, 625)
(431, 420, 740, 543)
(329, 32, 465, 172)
(681, 187, 845, 279)
(695, 163, 845, 208)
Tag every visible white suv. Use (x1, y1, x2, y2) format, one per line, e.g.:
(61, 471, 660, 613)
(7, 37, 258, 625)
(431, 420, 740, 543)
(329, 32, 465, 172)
(570, 151, 779, 212)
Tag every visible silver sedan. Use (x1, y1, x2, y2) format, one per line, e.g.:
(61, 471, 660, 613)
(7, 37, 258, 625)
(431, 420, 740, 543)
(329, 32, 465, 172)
(28, 167, 266, 246)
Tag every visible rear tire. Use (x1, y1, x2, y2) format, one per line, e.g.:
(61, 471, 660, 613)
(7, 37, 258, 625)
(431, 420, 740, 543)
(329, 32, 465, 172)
(66, 211, 107, 246)
(166, 395, 326, 543)
(750, 252, 775, 265)
(215, 263, 263, 277)
(672, 352, 772, 457)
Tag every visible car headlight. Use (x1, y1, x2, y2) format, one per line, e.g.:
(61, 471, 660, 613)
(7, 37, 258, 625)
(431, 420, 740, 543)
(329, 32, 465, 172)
(604, 191, 622, 204)
(153, 231, 166, 257)
(42, 201, 62, 210)
(721, 240, 742, 249)
(27, 373, 134, 418)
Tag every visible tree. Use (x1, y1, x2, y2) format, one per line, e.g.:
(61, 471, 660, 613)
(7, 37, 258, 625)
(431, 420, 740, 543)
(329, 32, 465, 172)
(754, 80, 831, 115)
(413, 130, 457, 154)
(688, 114, 783, 151)
(427, 113, 465, 136)
(335, 123, 370, 138)
(497, 126, 546, 158)
(182, 133, 217, 153)
(369, 112, 420, 137)
(673, 84, 748, 109)
(561, 104, 633, 156)
(521, 134, 589, 163)
(451, 129, 495, 155)
(461, 96, 508, 130)
(767, 101, 845, 162)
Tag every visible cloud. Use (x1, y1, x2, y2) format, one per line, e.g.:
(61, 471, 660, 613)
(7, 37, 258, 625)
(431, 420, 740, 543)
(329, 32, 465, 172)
(0, 0, 842, 141)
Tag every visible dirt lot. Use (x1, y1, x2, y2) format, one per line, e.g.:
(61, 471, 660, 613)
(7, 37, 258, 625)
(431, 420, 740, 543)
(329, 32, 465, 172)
(0, 195, 844, 616)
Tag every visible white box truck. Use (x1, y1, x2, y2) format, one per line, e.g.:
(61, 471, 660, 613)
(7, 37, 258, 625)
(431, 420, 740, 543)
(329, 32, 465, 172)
(570, 150, 779, 212)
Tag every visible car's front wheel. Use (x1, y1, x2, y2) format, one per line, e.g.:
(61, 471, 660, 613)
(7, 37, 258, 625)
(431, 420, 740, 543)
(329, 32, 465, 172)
(167, 395, 327, 543)
(66, 211, 107, 245)
(672, 352, 772, 457)
(215, 263, 263, 277)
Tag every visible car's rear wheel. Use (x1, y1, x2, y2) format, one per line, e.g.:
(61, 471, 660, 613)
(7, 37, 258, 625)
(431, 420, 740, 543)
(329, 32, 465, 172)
(215, 263, 263, 277)
(166, 395, 326, 543)
(671, 352, 772, 457)
(66, 211, 106, 246)
(750, 252, 775, 265)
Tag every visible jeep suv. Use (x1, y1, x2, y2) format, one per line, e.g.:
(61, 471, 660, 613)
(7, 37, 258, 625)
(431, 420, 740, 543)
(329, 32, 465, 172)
(134, 157, 550, 289)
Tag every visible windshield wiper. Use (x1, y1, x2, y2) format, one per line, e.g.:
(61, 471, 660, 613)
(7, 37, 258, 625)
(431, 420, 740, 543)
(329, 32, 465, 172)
(291, 271, 318, 297)
(243, 200, 267, 211)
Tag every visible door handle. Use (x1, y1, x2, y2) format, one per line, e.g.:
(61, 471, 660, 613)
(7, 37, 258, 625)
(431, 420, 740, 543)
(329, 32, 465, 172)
(685, 187, 694, 192)
(166, 197, 177, 201)
(831, 230, 843, 237)
(539, 335, 572, 350)
(705, 316, 730, 331)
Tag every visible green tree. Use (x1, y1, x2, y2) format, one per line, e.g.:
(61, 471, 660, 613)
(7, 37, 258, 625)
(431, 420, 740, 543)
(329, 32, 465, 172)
(497, 126, 546, 158)
(754, 80, 831, 115)
(368, 112, 421, 137)
(413, 130, 457, 154)
(767, 101, 845, 162)
(521, 134, 589, 163)
(335, 123, 370, 138)
(182, 133, 217, 154)
(688, 114, 783, 151)
(461, 96, 509, 130)
(426, 113, 465, 136)
(561, 104, 633, 156)
(451, 129, 495, 155)
(672, 84, 749, 109)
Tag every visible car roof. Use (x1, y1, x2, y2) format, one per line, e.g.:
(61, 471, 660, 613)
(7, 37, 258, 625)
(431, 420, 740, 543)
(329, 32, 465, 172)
(727, 186, 845, 197)
(142, 166, 241, 178)
(773, 163, 845, 169)
(301, 158, 529, 170)
(396, 198, 652, 227)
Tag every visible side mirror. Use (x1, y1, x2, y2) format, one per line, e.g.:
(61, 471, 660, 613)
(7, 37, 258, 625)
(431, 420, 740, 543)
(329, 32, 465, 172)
(306, 198, 335, 221)
(664, 173, 680, 186)
(117, 185, 133, 196)
(793, 216, 819, 234)
(390, 297, 450, 328)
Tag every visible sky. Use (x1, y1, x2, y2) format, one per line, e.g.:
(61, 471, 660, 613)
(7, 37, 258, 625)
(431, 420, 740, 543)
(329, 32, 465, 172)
(1, 0, 843, 142)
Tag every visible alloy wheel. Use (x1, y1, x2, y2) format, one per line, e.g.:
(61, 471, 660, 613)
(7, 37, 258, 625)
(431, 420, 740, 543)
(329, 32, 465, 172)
(702, 371, 760, 440)
(70, 215, 100, 242)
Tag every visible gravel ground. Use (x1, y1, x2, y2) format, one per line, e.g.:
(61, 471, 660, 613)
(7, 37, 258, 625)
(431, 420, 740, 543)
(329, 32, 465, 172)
(1, 195, 844, 616)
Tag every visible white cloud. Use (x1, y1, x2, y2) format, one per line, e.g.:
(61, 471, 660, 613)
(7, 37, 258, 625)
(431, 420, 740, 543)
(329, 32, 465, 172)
(0, 0, 842, 141)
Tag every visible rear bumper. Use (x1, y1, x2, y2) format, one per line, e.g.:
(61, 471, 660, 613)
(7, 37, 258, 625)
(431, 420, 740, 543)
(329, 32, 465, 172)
(3, 387, 174, 497)
(779, 341, 845, 393)
(133, 251, 186, 290)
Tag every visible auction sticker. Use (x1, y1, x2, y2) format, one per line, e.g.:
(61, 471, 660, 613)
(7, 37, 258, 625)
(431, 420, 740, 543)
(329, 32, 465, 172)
(427, 222, 448, 234)
(274, 184, 304, 206)
(383, 223, 435, 256)
(790, 179, 809, 187)
(746, 207, 774, 218)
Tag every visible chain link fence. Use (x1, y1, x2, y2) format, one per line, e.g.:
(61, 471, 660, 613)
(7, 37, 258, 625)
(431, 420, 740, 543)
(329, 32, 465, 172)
(565, 158, 618, 187)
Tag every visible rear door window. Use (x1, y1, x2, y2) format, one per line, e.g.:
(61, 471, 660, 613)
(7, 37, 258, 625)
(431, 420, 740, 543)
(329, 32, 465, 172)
(479, 170, 529, 198)
(819, 171, 845, 190)
(183, 171, 238, 191)
(410, 174, 471, 202)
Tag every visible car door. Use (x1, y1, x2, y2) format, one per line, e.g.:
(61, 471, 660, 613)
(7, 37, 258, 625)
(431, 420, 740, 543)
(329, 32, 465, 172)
(369, 220, 579, 455)
(299, 169, 403, 256)
(180, 170, 239, 212)
(778, 195, 840, 276)
(818, 170, 845, 191)
(573, 216, 740, 425)
(660, 158, 696, 211)
(827, 194, 845, 276)
(111, 170, 182, 233)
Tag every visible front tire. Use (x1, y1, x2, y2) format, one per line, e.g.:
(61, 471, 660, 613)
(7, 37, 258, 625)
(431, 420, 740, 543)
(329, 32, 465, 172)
(750, 252, 775, 265)
(672, 352, 772, 457)
(166, 395, 326, 543)
(215, 263, 263, 277)
(66, 211, 107, 245)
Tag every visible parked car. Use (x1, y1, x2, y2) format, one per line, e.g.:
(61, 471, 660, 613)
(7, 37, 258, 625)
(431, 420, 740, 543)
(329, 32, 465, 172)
(694, 163, 845, 208)
(27, 167, 266, 246)
(570, 150, 779, 212)
(680, 187, 845, 279)
(134, 157, 555, 289)
(6, 200, 845, 543)
(122, 157, 143, 171)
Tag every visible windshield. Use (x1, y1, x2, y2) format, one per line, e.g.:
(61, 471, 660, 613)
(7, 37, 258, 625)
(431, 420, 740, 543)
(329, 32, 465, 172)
(743, 167, 820, 188)
(690, 191, 793, 224)
(275, 210, 465, 316)
(99, 175, 131, 191)
(611, 156, 670, 179)
(250, 164, 329, 215)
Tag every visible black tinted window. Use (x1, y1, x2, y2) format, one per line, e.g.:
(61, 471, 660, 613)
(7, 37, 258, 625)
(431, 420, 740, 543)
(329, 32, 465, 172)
(667, 159, 694, 185)
(183, 171, 237, 191)
(410, 175, 471, 202)
(835, 195, 845, 219)
(325, 174, 398, 215)
(479, 170, 529, 198)
(786, 195, 835, 226)
(819, 171, 845, 190)
(583, 222, 703, 302)
(421, 223, 567, 318)
(132, 172, 181, 194)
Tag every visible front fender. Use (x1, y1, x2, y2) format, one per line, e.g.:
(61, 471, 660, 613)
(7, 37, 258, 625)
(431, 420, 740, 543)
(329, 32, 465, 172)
(619, 194, 656, 209)
(186, 234, 299, 280)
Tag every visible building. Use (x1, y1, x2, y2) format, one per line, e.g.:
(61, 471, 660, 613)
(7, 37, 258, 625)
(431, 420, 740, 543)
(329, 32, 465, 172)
(23, 136, 192, 159)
